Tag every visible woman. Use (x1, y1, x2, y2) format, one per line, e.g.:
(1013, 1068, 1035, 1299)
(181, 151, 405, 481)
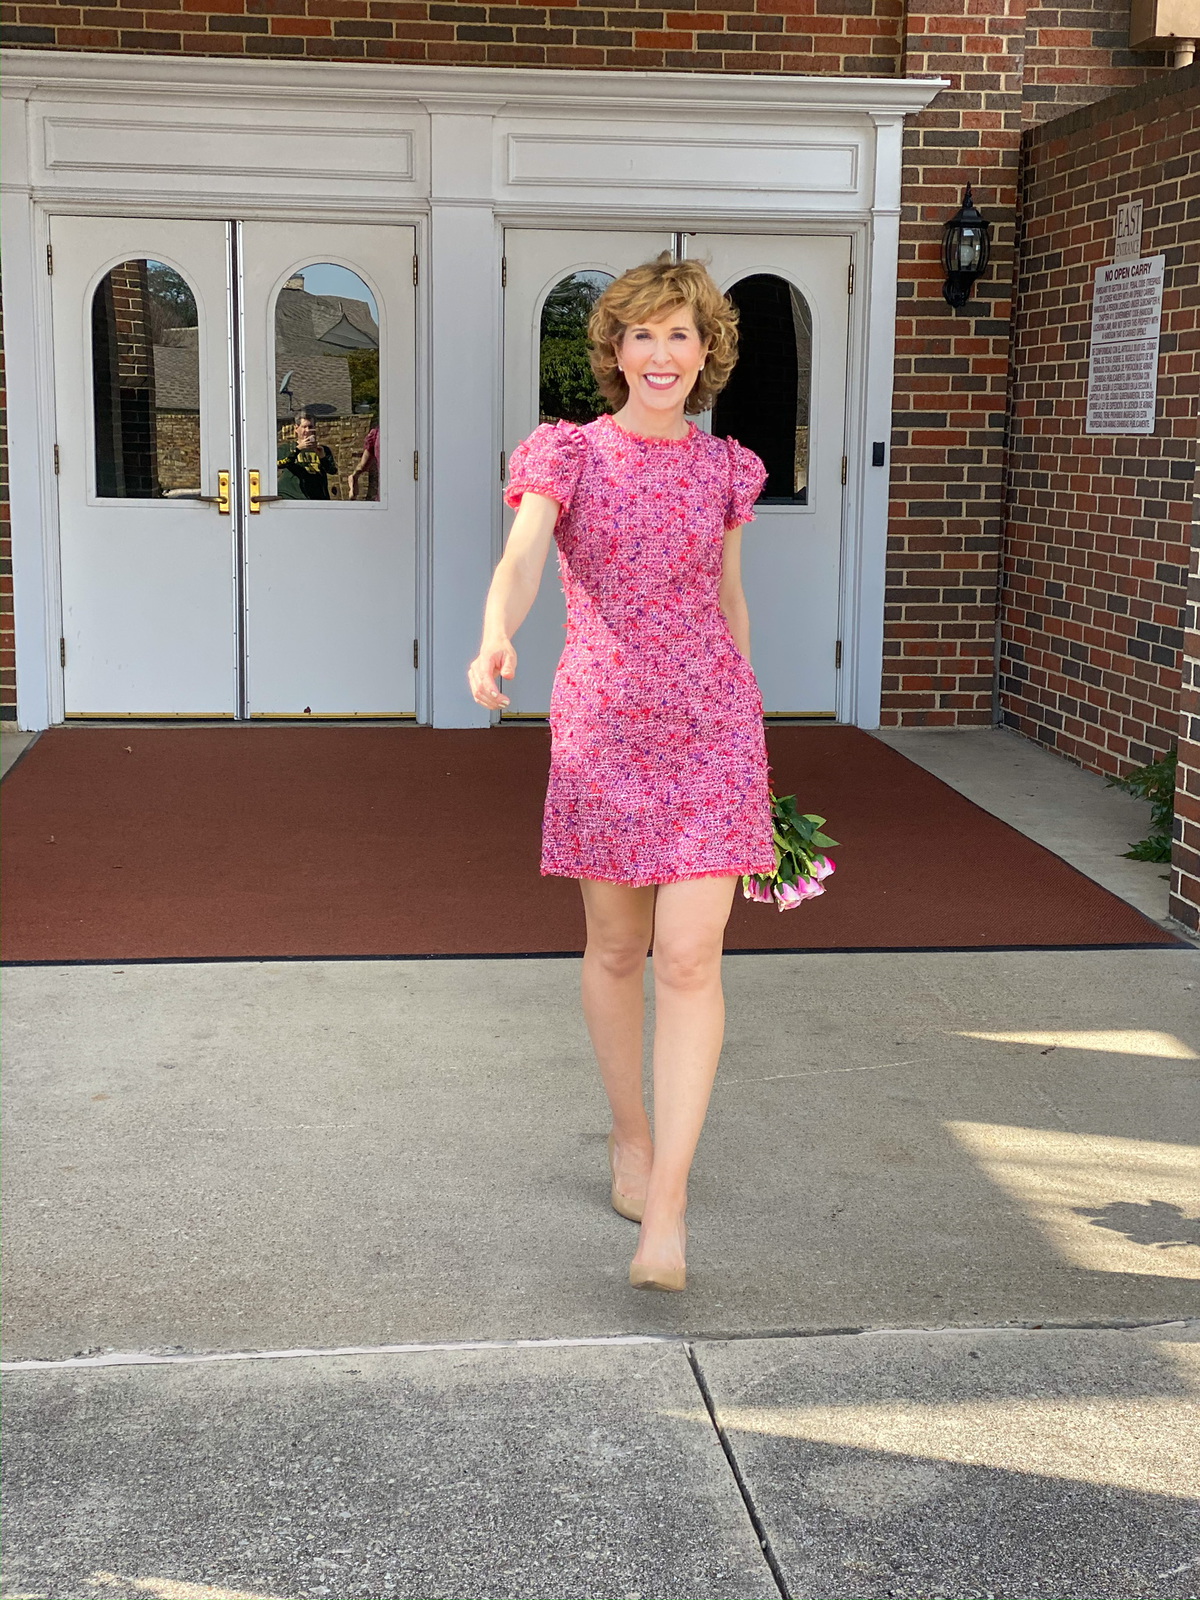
(467, 254, 772, 1292)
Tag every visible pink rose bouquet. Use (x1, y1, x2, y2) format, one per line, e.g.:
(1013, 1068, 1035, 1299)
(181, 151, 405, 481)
(743, 790, 838, 912)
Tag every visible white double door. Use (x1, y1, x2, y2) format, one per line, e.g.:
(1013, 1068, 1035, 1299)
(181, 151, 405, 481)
(501, 229, 851, 718)
(51, 215, 416, 717)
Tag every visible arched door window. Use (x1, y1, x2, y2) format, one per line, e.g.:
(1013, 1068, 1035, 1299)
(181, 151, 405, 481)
(539, 271, 613, 424)
(274, 263, 380, 503)
(92, 259, 200, 498)
(712, 274, 812, 502)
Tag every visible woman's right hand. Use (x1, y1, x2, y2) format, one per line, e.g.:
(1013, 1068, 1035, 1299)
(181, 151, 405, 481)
(468, 639, 517, 709)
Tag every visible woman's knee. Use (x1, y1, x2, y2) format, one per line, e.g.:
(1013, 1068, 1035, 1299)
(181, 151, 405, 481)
(586, 937, 649, 981)
(653, 937, 722, 992)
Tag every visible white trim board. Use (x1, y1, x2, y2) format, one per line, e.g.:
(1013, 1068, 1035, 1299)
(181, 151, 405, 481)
(1, 49, 945, 730)
(1, 50, 945, 116)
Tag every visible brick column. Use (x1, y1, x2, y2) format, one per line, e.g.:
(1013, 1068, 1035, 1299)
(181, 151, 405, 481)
(881, 0, 1026, 726)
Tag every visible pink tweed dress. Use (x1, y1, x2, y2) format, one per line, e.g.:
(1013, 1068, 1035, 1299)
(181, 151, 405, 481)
(505, 411, 776, 887)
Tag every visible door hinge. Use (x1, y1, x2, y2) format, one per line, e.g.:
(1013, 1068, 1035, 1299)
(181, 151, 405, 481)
(413, 637, 419, 669)
(500, 451, 507, 483)
(501, 255, 507, 289)
(46, 243, 53, 275)
(841, 455, 848, 485)
(413, 450, 419, 481)
(835, 639, 843, 670)
(59, 637, 66, 668)
(53, 443, 60, 475)
(847, 260, 854, 296)
(413, 253, 419, 287)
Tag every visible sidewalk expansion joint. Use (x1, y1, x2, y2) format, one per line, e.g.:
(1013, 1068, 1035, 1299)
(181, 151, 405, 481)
(684, 1340, 792, 1600)
(3, 1317, 1194, 1373)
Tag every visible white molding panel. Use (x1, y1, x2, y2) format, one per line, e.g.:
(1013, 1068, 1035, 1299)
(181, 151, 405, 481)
(505, 129, 859, 199)
(43, 115, 417, 189)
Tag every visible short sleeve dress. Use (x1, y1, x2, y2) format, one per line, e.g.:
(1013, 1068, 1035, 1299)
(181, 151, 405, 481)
(505, 411, 776, 887)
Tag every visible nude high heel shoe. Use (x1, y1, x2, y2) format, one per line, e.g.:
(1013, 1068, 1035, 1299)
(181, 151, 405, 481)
(629, 1219, 687, 1292)
(607, 1132, 645, 1223)
(629, 1258, 686, 1292)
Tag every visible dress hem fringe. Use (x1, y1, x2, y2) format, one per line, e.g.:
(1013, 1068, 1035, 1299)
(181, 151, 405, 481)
(540, 864, 774, 888)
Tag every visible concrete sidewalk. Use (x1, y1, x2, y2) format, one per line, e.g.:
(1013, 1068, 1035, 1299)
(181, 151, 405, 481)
(4, 1323, 1198, 1599)
(3, 945, 1199, 1596)
(3, 948, 1199, 1359)
(873, 727, 1181, 935)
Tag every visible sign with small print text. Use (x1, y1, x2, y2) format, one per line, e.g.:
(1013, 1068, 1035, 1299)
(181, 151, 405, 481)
(1085, 254, 1164, 436)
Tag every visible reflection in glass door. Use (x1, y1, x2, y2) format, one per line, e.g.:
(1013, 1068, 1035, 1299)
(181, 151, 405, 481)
(50, 217, 416, 719)
(241, 225, 416, 717)
(501, 229, 668, 717)
(53, 216, 237, 716)
(92, 259, 204, 501)
(273, 264, 380, 504)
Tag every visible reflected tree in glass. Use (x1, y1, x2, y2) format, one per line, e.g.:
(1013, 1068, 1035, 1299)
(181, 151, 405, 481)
(712, 274, 812, 502)
(92, 259, 200, 498)
(274, 264, 381, 503)
(539, 272, 613, 424)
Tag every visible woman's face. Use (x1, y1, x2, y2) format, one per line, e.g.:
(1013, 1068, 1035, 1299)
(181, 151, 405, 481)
(295, 416, 317, 448)
(614, 305, 708, 414)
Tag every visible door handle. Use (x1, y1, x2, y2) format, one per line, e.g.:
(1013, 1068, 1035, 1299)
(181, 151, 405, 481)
(247, 470, 285, 513)
(192, 471, 231, 513)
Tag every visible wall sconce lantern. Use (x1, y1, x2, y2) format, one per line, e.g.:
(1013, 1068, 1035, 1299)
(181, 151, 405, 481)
(942, 184, 992, 307)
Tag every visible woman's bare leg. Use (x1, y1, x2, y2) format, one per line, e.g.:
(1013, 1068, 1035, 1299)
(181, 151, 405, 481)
(578, 878, 657, 1199)
(632, 874, 738, 1275)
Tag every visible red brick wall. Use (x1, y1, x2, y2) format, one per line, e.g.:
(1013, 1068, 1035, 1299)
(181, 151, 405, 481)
(877, 0, 1172, 731)
(999, 67, 1200, 791)
(878, 0, 1027, 728)
(1023, 0, 1170, 126)
(0, 0, 903, 73)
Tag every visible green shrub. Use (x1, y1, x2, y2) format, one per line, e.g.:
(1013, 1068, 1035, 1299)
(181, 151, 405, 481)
(1106, 746, 1177, 862)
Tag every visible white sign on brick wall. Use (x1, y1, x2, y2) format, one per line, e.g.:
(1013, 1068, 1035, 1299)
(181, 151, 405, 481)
(1085, 254, 1165, 436)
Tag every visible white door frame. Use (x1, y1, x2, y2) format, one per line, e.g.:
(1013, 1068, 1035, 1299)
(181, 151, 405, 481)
(1, 50, 944, 731)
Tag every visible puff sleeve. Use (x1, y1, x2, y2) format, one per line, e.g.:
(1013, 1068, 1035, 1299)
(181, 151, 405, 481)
(504, 420, 587, 514)
(724, 437, 768, 531)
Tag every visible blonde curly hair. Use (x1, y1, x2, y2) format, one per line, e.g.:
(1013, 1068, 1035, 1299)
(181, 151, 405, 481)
(587, 253, 739, 416)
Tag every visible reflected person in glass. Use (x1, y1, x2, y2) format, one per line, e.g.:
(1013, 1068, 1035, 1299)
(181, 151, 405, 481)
(277, 410, 339, 501)
(467, 255, 772, 1294)
(347, 418, 380, 502)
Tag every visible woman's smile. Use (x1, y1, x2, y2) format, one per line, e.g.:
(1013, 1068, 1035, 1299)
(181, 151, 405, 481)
(610, 305, 709, 436)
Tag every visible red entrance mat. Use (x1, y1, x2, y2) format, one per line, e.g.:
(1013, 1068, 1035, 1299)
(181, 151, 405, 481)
(0, 724, 1179, 962)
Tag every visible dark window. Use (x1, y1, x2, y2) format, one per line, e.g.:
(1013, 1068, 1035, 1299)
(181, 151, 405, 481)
(712, 274, 812, 503)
